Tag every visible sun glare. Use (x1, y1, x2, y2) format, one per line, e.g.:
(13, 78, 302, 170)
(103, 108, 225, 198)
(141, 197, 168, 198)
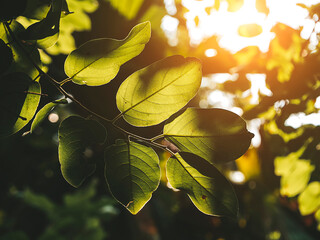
(162, 0, 320, 53)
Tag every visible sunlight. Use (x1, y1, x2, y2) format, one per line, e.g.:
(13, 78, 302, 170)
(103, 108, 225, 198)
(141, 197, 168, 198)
(162, 0, 320, 52)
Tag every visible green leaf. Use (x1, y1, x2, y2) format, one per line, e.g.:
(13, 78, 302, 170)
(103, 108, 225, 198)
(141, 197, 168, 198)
(298, 182, 320, 215)
(107, 0, 144, 20)
(104, 139, 160, 214)
(22, 0, 51, 20)
(0, 0, 28, 22)
(22, 0, 63, 49)
(30, 98, 68, 133)
(58, 116, 107, 188)
(64, 21, 151, 86)
(116, 55, 202, 127)
(0, 21, 41, 79)
(167, 152, 238, 217)
(275, 148, 315, 197)
(164, 108, 253, 164)
(0, 72, 41, 138)
(0, 38, 13, 75)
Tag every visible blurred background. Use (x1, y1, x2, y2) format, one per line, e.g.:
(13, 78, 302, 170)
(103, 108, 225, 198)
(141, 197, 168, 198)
(1, 0, 320, 239)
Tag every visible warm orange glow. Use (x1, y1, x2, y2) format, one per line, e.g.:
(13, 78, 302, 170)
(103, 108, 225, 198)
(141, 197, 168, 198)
(162, 0, 320, 53)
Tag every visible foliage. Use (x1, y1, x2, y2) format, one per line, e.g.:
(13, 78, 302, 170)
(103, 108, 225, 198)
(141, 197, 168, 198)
(0, 181, 118, 240)
(2, 0, 320, 239)
(0, 0, 253, 219)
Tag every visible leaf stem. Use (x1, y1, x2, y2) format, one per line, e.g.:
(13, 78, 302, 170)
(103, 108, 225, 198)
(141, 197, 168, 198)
(5, 21, 173, 155)
(112, 113, 123, 124)
(150, 134, 164, 142)
(59, 78, 72, 86)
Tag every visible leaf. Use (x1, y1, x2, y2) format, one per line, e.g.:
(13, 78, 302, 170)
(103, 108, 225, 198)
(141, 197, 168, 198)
(116, 55, 202, 127)
(104, 139, 160, 214)
(0, 38, 13, 75)
(238, 24, 263, 38)
(58, 116, 107, 188)
(164, 108, 253, 164)
(22, 0, 51, 20)
(22, 0, 63, 49)
(0, 21, 41, 79)
(166, 152, 238, 217)
(30, 98, 68, 133)
(107, 0, 144, 20)
(227, 0, 244, 12)
(0, 0, 28, 22)
(0, 72, 41, 138)
(275, 156, 314, 197)
(64, 21, 151, 86)
(298, 182, 320, 216)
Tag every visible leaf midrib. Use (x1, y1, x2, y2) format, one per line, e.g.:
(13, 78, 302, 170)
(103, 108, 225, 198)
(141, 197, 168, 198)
(121, 65, 196, 116)
(69, 23, 149, 80)
(174, 155, 233, 216)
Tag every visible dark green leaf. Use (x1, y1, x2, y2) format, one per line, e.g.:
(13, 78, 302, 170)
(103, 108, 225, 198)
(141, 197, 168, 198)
(167, 152, 238, 217)
(104, 139, 160, 214)
(0, 72, 41, 138)
(30, 98, 68, 133)
(22, 0, 51, 20)
(64, 21, 151, 86)
(0, 38, 13, 75)
(58, 116, 107, 188)
(22, 0, 63, 49)
(116, 55, 202, 127)
(0, 21, 41, 79)
(164, 108, 253, 164)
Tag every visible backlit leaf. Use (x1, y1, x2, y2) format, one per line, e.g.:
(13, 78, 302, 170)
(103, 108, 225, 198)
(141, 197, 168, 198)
(275, 149, 314, 197)
(58, 116, 106, 188)
(298, 182, 320, 215)
(0, 21, 41, 79)
(116, 55, 202, 127)
(104, 140, 160, 214)
(30, 98, 68, 133)
(107, 0, 144, 20)
(0, 72, 41, 138)
(238, 24, 263, 38)
(22, 0, 63, 49)
(64, 21, 151, 86)
(227, 0, 244, 12)
(167, 152, 238, 217)
(164, 108, 253, 164)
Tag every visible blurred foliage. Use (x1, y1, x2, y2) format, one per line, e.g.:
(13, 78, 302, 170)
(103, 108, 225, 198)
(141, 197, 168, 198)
(1, 0, 320, 239)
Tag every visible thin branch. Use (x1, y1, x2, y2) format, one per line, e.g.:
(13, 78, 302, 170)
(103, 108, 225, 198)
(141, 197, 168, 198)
(59, 78, 72, 86)
(4, 21, 172, 153)
(112, 113, 123, 124)
(150, 134, 164, 142)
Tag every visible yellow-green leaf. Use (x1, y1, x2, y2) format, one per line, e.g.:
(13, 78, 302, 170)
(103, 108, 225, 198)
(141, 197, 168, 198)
(30, 98, 68, 133)
(275, 153, 314, 197)
(298, 182, 320, 216)
(64, 21, 151, 86)
(107, 0, 144, 20)
(167, 152, 238, 217)
(164, 108, 253, 164)
(116, 55, 202, 127)
(0, 72, 41, 138)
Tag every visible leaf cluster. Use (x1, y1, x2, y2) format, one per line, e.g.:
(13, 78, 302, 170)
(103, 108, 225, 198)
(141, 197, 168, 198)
(0, 0, 253, 217)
